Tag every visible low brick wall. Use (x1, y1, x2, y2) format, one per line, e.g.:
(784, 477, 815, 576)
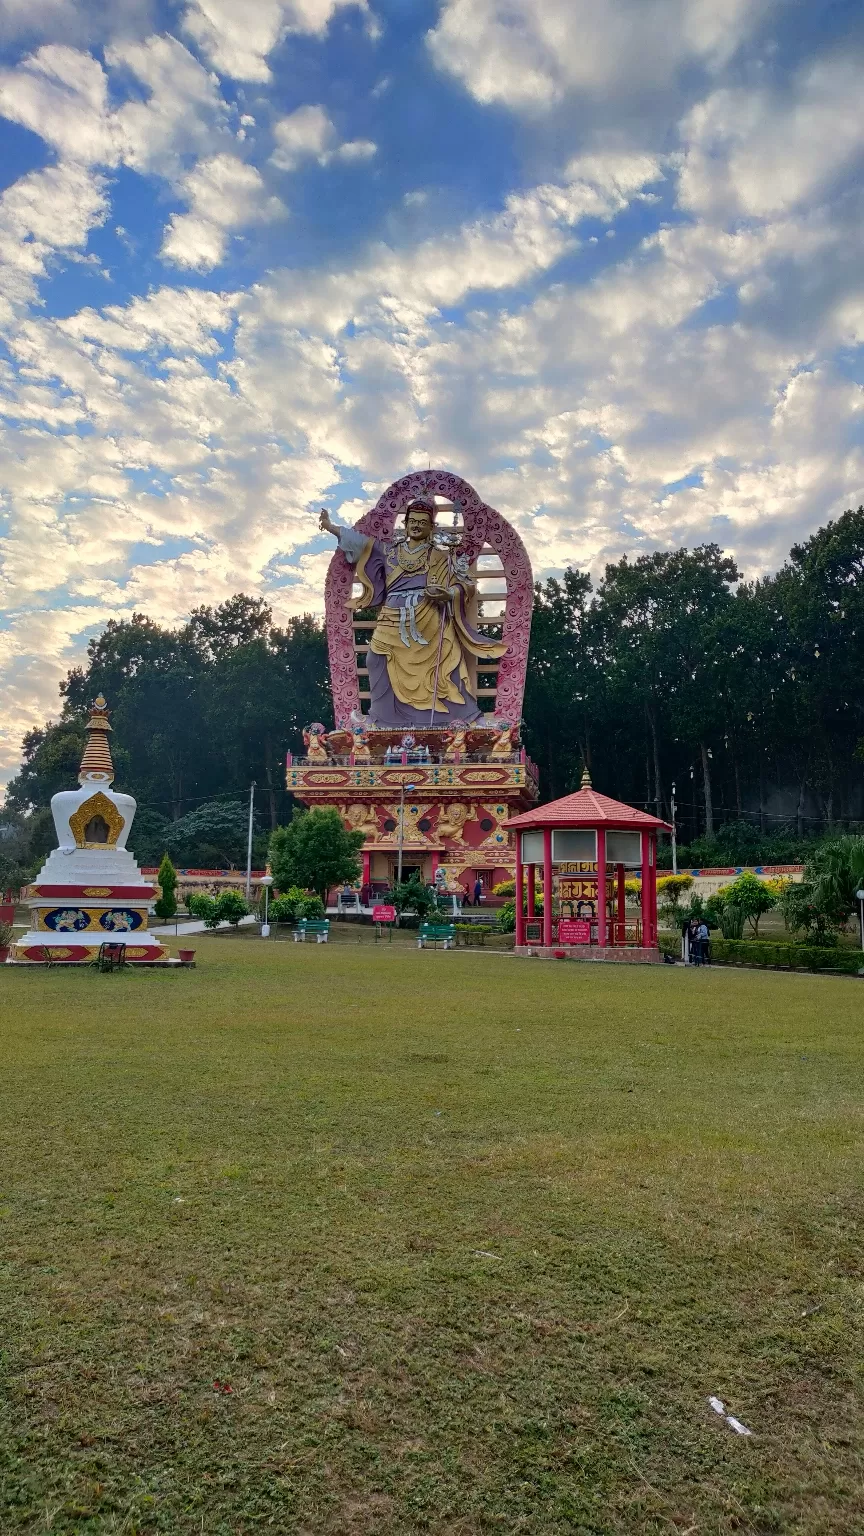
(515, 945, 662, 964)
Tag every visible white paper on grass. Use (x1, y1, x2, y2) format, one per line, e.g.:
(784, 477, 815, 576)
(707, 1396, 753, 1435)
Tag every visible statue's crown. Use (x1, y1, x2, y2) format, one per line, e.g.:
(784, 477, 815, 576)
(404, 496, 436, 519)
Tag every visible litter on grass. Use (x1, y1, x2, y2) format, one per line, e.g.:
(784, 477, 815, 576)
(708, 1396, 753, 1435)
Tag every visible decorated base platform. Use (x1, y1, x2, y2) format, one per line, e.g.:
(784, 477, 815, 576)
(516, 945, 663, 964)
(8, 953, 184, 966)
(289, 723, 539, 896)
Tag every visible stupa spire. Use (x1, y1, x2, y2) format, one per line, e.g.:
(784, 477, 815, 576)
(580, 764, 592, 788)
(78, 695, 115, 784)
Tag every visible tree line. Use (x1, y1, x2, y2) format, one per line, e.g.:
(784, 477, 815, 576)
(2, 595, 329, 876)
(3, 508, 863, 881)
(524, 508, 864, 860)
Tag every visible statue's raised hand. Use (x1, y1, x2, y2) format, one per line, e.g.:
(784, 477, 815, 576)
(319, 508, 337, 537)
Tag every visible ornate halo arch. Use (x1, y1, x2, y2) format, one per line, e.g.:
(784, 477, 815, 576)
(324, 469, 533, 728)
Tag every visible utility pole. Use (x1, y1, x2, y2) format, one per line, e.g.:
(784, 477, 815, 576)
(396, 780, 416, 887)
(670, 781, 678, 875)
(245, 782, 255, 900)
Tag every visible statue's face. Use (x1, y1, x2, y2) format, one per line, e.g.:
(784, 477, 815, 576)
(405, 508, 433, 541)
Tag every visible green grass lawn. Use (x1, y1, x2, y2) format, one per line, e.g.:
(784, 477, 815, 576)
(1, 945, 863, 1534)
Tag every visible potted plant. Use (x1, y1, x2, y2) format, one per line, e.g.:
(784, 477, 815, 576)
(0, 920, 14, 963)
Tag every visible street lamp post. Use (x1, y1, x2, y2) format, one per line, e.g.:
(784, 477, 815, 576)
(260, 873, 273, 937)
(670, 781, 678, 875)
(396, 781, 416, 888)
(857, 889, 864, 953)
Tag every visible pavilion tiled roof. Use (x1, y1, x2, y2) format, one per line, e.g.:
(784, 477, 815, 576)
(503, 786, 672, 832)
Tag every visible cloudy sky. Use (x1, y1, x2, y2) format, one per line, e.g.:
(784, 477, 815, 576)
(0, 0, 863, 788)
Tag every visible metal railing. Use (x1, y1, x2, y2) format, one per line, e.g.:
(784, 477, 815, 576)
(523, 917, 644, 947)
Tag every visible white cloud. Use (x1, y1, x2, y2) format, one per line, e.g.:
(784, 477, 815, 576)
(679, 56, 864, 220)
(0, 43, 117, 163)
(249, 150, 662, 337)
(161, 154, 285, 271)
(0, 0, 153, 47)
(107, 34, 231, 178)
(0, 161, 108, 325)
(182, 0, 374, 82)
(270, 104, 376, 171)
(427, 0, 772, 111)
(0, 37, 229, 176)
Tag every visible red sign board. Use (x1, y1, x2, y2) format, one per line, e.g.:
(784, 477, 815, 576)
(558, 918, 591, 945)
(373, 905, 396, 923)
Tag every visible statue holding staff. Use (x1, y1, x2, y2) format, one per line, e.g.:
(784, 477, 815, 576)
(319, 497, 506, 728)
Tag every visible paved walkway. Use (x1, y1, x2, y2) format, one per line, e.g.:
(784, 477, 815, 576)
(149, 914, 259, 938)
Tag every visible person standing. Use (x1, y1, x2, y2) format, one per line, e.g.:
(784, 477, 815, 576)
(473, 876, 483, 907)
(697, 918, 710, 965)
(688, 916, 701, 965)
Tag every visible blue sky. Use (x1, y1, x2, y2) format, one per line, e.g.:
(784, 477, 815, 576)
(0, 0, 863, 786)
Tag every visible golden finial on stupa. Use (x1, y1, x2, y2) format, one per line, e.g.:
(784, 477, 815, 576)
(78, 695, 115, 783)
(580, 764, 592, 788)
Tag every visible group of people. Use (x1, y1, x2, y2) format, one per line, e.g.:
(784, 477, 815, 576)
(684, 915, 711, 965)
(463, 878, 484, 907)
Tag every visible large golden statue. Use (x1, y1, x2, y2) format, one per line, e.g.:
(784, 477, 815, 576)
(319, 498, 506, 727)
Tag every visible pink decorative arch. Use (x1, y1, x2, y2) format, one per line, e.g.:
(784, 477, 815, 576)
(324, 469, 534, 728)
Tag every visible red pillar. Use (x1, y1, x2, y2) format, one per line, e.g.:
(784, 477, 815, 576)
(543, 828, 553, 948)
(362, 849, 371, 891)
(649, 833, 657, 945)
(430, 849, 439, 880)
(596, 828, 607, 948)
(527, 863, 536, 918)
(616, 862, 625, 945)
(640, 831, 650, 947)
(515, 836, 525, 948)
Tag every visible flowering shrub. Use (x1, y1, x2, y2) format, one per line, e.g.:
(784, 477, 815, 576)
(657, 873, 695, 924)
(714, 872, 776, 935)
(497, 894, 544, 933)
(270, 888, 323, 924)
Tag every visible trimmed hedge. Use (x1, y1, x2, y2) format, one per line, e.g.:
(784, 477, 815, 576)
(711, 938, 864, 973)
(660, 931, 864, 974)
(454, 925, 515, 949)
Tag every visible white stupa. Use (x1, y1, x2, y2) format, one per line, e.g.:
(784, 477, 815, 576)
(12, 696, 168, 964)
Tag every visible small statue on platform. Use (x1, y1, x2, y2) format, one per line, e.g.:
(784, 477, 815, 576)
(435, 802, 470, 843)
(343, 803, 379, 841)
(303, 722, 329, 761)
(489, 720, 517, 760)
(443, 726, 468, 761)
(347, 708, 371, 763)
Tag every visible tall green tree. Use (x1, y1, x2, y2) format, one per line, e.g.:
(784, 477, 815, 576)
(154, 855, 178, 922)
(269, 810, 364, 906)
(594, 545, 739, 829)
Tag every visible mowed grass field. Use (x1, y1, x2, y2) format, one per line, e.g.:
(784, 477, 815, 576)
(1, 946, 863, 1535)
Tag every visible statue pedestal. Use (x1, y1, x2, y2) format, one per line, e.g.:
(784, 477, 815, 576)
(288, 726, 539, 901)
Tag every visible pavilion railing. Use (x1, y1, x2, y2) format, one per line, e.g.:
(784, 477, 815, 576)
(524, 917, 644, 947)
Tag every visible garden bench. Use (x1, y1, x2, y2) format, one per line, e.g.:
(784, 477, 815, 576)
(417, 923, 456, 950)
(293, 919, 330, 943)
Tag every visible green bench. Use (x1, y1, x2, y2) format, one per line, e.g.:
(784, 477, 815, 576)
(417, 923, 456, 950)
(293, 919, 330, 944)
